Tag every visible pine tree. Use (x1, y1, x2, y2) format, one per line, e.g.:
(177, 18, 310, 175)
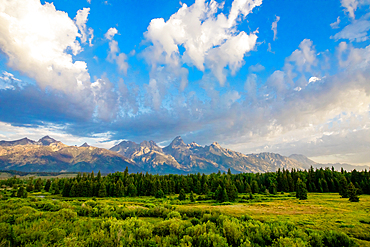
(17, 186, 25, 198)
(251, 180, 259, 194)
(178, 188, 186, 200)
(348, 182, 359, 202)
(221, 188, 229, 202)
(97, 171, 102, 182)
(115, 180, 124, 197)
(203, 182, 209, 195)
(296, 178, 308, 200)
(190, 191, 195, 202)
(215, 185, 223, 201)
(245, 183, 252, 194)
(69, 182, 77, 197)
(155, 189, 165, 198)
(26, 182, 34, 192)
(34, 178, 43, 192)
(228, 184, 238, 201)
(98, 183, 107, 197)
(339, 176, 349, 198)
(44, 179, 51, 192)
(127, 183, 137, 197)
(62, 181, 71, 197)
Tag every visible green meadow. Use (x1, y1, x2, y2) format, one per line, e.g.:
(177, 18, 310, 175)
(1, 191, 369, 246)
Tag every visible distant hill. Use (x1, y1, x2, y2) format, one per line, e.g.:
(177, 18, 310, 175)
(289, 154, 369, 171)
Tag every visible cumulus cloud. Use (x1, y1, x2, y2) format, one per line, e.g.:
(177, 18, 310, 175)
(341, 0, 359, 19)
(107, 39, 128, 74)
(0, 0, 122, 122)
(74, 8, 94, 45)
(271, 15, 280, 41)
(0, 0, 90, 95)
(285, 39, 317, 73)
(105, 27, 118, 40)
(144, 0, 261, 86)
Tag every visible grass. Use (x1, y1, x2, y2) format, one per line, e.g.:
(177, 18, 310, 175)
(4, 191, 369, 246)
(148, 192, 370, 246)
(0, 172, 77, 180)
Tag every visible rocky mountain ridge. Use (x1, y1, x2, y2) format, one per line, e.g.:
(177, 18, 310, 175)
(0, 136, 140, 173)
(1, 136, 367, 174)
(110, 136, 308, 173)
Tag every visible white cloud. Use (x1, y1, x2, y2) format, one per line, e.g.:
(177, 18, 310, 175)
(330, 16, 341, 29)
(0, 0, 90, 95)
(341, 0, 358, 19)
(0, 0, 122, 122)
(144, 0, 262, 86)
(105, 27, 118, 40)
(107, 39, 128, 74)
(0, 71, 22, 90)
(308, 76, 321, 84)
(249, 63, 265, 72)
(271, 15, 280, 41)
(332, 19, 370, 42)
(286, 39, 317, 73)
(74, 7, 94, 45)
(267, 43, 274, 53)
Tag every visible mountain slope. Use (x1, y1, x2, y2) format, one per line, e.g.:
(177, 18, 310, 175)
(3, 136, 361, 174)
(111, 137, 307, 174)
(0, 139, 141, 173)
(0, 137, 40, 146)
(110, 140, 185, 172)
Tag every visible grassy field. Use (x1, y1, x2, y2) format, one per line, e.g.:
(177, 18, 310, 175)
(0, 172, 77, 180)
(171, 193, 370, 246)
(41, 192, 370, 245)
(1, 191, 369, 246)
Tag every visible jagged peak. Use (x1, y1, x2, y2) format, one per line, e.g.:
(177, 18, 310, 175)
(188, 142, 201, 148)
(80, 142, 90, 147)
(211, 142, 222, 148)
(38, 135, 58, 146)
(168, 136, 186, 147)
(118, 140, 137, 146)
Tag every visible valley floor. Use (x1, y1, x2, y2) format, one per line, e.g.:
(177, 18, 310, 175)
(0, 192, 369, 246)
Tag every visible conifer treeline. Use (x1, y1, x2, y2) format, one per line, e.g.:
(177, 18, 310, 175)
(2, 167, 370, 200)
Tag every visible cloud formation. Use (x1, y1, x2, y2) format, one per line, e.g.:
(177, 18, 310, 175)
(0, 0, 91, 95)
(144, 0, 261, 86)
(271, 15, 280, 41)
(75, 8, 94, 46)
(330, 16, 341, 29)
(105, 27, 118, 40)
(332, 18, 370, 42)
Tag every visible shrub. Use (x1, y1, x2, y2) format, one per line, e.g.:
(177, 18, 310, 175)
(322, 230, 356, 247)
(166, 210, 181, 219)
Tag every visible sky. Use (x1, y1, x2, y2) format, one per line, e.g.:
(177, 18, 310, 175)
(0, 0, 370, 166)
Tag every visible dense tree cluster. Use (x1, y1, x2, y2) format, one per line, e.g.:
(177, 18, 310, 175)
(1, 166, 369, 202)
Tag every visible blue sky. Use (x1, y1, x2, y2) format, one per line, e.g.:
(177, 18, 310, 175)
(1, 0, 370, 166)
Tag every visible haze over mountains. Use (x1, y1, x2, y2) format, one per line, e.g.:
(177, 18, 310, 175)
(0, 136, 368, 174)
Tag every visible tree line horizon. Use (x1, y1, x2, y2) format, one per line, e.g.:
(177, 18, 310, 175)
(3, 166, 368, 203)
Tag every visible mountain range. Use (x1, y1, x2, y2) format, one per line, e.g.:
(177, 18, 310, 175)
(0, 136, 368, 174)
